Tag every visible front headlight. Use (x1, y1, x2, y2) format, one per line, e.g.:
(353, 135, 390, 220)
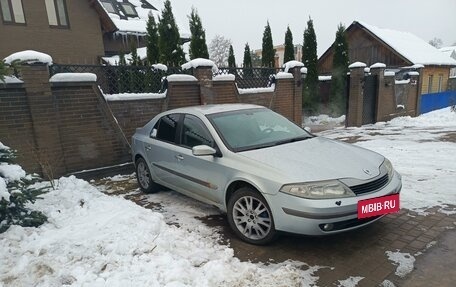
(280, 180, 356, 199)
(383, 158, 394, 178)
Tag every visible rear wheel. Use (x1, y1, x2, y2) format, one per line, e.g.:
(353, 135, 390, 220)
(227, 187, 278, 245)
(135, 157, 161, 193)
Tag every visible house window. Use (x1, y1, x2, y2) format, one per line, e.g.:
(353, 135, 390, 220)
(438, 74, 443, 92)
(101, 0, 117, 14)
(120, 3, 138, 17)
(45, 0, 69, 27)
(0, 0, 25, 24)
(427, 75, 433, 93)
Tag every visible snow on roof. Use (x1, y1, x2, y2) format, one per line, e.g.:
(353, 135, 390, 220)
(357, 21, 456, 66)
(439, 46, 456, 53)
(4, 50, 52, 65)
(102, 47, 148, 65)
(97, 0, 160, 35)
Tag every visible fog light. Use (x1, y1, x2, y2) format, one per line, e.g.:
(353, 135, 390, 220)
(323, 223, 334, 231)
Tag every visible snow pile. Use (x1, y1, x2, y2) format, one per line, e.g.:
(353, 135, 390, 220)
(387, 107, 456, 127)
(0, 176, 322, 286)
(152, 63, 168, 72)
(4, 50, 53, 65)
(275, 72, 293, 79)
(348, 62, 366, 69)
(49, 73, 97, 83)
(1, 76, 23, 84)
(385, 251, 415, 278)
(237, 85, 275, 95)
(318, 75, 332, 81)
(104, 92, 166, 101)
(370, 63, 386, 69)
(213, 74, 235, 81)
(0, 177, 8, 201)
(167, 74, 197, 82)
(337, 276, 364, 287)
(283, 60, 304, 73)
(304, 114, 346, 126)
(182, 58, 218, 73)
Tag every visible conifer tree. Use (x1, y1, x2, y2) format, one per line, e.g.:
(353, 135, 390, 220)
(158, 0, 185, 66)
(261, 21, 275, 68)
(284, 26, 295, 63)
(228, 45, 236, 68)
(330, 23, 349, 115)
(146, 15, 159, 65)
(0, 144, 47, 233)
(302, 17, 319, 111)
(129, 40, 140, 66)
(188, 8, 209, 59)
(243, 43, 253, 78)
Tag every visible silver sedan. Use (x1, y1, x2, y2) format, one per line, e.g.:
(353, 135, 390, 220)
(131, 104, 402, 244)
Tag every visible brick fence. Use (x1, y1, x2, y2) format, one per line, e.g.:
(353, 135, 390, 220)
(0, 64, 303, 177)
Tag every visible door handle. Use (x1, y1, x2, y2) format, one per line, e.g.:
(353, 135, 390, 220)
(175, 155, 184, 161)
(145, 145, 152, 151)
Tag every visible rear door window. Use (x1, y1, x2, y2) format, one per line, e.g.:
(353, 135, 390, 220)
(153, 114, 181, 143)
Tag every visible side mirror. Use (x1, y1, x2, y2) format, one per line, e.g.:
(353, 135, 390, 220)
(150, 128, 157, 138)
(192, 145, 217, 156)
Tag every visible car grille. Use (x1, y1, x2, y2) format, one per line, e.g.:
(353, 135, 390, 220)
(349, 174, 389, 195)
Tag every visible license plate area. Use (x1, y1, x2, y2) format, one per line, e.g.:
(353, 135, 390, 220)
(357, 194, 400, 219)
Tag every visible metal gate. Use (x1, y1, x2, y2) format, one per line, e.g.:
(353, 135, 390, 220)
(362, 75, 378, 125)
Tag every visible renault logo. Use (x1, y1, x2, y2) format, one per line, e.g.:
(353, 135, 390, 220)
(363, 168, 371, 175)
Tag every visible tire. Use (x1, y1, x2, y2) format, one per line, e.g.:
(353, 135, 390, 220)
(135, 157, 161, 193)
(227, 187, 278, 245)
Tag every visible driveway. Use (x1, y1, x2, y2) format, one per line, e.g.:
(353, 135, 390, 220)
(94, 174, 455, 287)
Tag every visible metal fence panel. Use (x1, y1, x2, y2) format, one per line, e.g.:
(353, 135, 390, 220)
(420, 91, 456, 114)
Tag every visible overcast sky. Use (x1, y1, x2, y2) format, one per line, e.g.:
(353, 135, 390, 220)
(165, 0, 456, 62)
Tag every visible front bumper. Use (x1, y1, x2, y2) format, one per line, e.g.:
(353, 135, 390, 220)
(266, 170, 402, 235)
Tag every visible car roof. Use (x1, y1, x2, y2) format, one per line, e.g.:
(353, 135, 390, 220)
(168, 104, 266, 115)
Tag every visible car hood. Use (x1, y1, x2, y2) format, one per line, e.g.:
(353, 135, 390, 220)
(239, 137, 384, 182)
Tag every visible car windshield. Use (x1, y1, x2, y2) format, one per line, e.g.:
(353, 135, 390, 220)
(207, 108, 312, 152)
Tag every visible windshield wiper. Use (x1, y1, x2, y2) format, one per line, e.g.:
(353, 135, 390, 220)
(274, 136, 311, 146)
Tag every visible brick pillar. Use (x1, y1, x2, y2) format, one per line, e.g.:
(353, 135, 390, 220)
(347, 63, 366, 127)
(370, 63, 386, 122)
(193, 66, 214, 105)
(21, 64, 66, 177)
(291, 67, 304, 125)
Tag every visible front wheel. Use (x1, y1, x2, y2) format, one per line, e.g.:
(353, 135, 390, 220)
(135, 157, 161, 193)
(227, 187, 278, 245)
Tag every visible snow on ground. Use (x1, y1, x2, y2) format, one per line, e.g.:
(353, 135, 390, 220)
(337, 276, 364, 287)
(319, 107, 456, 215)
(385, 251, 416, 278)
(0, 176, 322, 286)
(304, 114, 346, 126)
